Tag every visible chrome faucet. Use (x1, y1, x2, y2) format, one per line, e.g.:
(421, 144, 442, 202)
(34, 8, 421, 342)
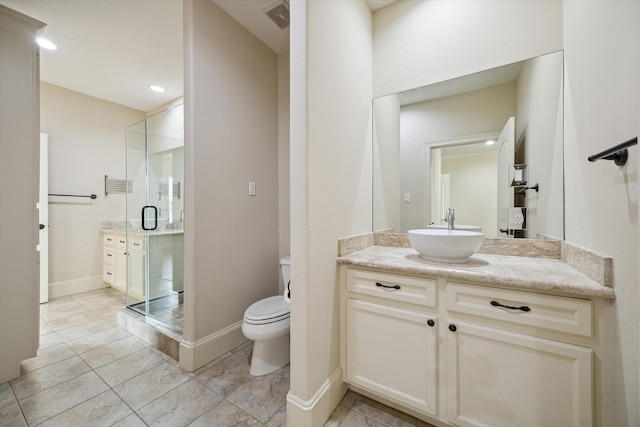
(445, 208, 455, 230)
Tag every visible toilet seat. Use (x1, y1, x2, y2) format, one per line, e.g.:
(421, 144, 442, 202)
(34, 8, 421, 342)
(244, 295, 290, 325)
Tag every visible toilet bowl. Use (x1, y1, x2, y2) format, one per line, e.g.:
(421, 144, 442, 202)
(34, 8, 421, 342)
(242, 256, 290, 376)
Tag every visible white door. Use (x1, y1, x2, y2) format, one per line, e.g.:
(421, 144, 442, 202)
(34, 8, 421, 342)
(496, 117, 515, 235)
(38, 133, 48, 303)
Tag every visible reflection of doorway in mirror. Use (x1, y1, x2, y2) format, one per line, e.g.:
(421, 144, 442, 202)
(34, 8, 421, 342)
(428, 133, 500, 238)
(439, 174, 450, 224)
(496, 117, 515, 237)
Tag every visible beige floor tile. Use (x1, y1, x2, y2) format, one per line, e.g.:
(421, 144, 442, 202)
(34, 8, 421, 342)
(112, 361, 191, 410)
(195, 352, 254, 396)
(36, 390, 132, 427)
(110, 413, 148, 427)
(95, 347, 166, 387)
(0, 382, 16, 408)
(18, 371, 109, 426)
(39, 319, 54, 336)
(39, 296, 79, 314)
(265, 403, 287, 427)
(323, 404, 350, 427)
(19, 343, 76, 374)
(350, 395, 415, 427)
(137, 379, 223, 426)
(55, 318, 114, 342)
(0, 401, 27, 427)
(226, 365, 290, 423)
(11, 356, 91, 400)
(38, 331, 65, 350)
(189, 399, 265, 427)
(338, 409, 387, 427)
(340, 389, 359, 407)
(79, 336, 146, 369)
(44, 310, 103, 332)
(67, 326, 130, 354)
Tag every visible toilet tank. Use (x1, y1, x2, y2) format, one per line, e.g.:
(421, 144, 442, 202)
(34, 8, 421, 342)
(280, 256, 291, 288)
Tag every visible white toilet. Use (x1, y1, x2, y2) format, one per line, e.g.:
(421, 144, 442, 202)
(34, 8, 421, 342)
(242, 256, 291, 376)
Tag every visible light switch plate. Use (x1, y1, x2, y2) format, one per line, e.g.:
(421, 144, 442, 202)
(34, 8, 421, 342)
(249, 181, 256, 196)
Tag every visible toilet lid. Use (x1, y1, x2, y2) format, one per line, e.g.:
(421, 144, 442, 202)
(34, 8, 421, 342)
(244, 295, 290, 323)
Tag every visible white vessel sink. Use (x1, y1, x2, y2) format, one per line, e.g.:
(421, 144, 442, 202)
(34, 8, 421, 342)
(425, 224, 482, 233)
(408, 229, 484, 263)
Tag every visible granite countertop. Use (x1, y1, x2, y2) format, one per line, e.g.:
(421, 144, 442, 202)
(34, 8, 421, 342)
(338, 245, 615, 299)
(101, 223, 184, 236)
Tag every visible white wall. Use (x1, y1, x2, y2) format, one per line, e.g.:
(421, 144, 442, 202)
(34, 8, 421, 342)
(40, 83, 145, 297)
(373, 94, 401, 232)
(563, 2, 639, 425)
(0, 4, 44, 383)
(182, 0, 279, 370)
(289, 0, 372, 424)
(278, 51, 291, 276)
(373, 0, 562, 98)
(516, 53, 564, 239)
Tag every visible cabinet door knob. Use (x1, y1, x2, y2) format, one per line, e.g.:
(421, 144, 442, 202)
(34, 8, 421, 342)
(427, 319, 435, 327)
(375, 282, 401, 290)
(449, 324, 457, 332)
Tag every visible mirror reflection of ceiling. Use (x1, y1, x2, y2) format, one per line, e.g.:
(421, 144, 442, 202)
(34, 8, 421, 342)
(373, 51, 564, 241)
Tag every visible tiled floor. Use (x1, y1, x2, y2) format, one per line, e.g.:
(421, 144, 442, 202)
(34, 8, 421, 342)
(129, 291, 184, 334)
(0, 287, 434, 427)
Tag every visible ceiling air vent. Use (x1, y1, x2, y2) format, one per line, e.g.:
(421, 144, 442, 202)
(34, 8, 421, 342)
(265, 0, 290, 30)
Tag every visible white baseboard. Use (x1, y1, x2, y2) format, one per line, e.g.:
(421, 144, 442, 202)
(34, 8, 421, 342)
(287, 367, 348, 426)
(48, 276, 107, 299)
(179, 321, 247, 372)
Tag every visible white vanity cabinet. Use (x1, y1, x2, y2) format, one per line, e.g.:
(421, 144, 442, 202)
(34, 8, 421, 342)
(114, 235, 127, 290)
(103, 232, 145, 296)
(103, 234, 116, 285)
(444, 282, 593, 427)
(340, 266, 595, 427)
(342, 268, 439, 417)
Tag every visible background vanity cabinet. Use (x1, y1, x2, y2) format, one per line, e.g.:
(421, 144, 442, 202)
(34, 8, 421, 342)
(102, 232, 145, 297)
(115, 235, 127, 290)
(444, 283, 593, 427)
(103, 234, 116, 285)
(126, 236, 145, 300)
(340, 267, 595, 427)
(342, 268, 439, 417)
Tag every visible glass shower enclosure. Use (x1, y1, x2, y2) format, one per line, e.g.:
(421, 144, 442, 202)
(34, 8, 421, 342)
(125, 104, 184, 334)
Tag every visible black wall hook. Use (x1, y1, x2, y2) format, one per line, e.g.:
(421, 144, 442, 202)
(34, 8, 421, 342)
(516, 183, 539, 195)
(588, 137, 637, 166)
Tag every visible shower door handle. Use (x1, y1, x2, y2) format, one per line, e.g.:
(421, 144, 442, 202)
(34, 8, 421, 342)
(141, 205, 158, 231)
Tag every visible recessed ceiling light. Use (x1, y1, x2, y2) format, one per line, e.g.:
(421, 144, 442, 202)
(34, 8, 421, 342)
(149, 85, 165, 93)
(485, 140, 496, 146)
(36, 38, 57, 50)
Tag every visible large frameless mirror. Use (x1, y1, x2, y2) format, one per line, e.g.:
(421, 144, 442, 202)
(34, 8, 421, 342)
(373, 51, 564, 240)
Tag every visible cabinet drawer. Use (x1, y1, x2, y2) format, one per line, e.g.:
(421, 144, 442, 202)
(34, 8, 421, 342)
(128, 237, 144, 253)
(103, 234, 115, 247)
(115, 235, 127, 250)
(103, 247, 116, 265)
(446, 282, 592, 337)
(103, 265, 115, 284)
(346, 269, 437, 308)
